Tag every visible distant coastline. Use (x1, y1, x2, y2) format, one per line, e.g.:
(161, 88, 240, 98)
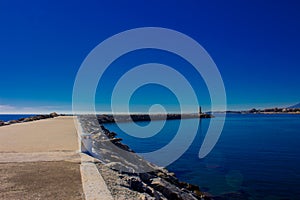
(211, 106, 300, 115)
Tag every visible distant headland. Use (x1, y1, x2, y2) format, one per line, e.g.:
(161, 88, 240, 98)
(213, 103, 300, 114)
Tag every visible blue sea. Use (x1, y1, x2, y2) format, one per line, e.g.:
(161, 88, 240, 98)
(0, 114, 35, 122)
(104, 114, 300, 200)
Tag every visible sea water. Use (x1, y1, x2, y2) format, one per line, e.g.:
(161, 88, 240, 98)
(104, 114, 300, 200)
(0, 114, 35, 122)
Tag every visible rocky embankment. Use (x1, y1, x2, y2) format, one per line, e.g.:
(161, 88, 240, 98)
(97, 113, 212, 124)
(79, 116, 211, 200)
(0, 112, 60, 126)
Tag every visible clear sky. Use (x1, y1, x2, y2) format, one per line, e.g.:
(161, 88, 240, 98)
(0, 0, 299, 113)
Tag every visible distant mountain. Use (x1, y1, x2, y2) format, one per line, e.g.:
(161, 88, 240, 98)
(288, 103, 300, 109)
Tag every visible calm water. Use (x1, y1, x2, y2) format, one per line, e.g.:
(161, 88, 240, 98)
(104, 114, 300, 200)
(0, 114, 35, 122)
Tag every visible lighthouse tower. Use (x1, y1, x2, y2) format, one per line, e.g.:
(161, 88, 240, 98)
(199, 106, 202, 115)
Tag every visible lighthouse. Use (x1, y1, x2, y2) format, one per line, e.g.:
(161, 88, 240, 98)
(199, 106, 202, 115)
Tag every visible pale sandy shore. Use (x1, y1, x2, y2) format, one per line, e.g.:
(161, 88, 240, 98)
(0, 116, 113, 200)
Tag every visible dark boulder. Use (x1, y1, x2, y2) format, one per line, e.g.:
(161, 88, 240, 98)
(128, 177, 164, 199)
(113, 140, 133, 152)
(139, 173, 155, 184)
(107, 131, 117, 139)
(50, 112, 59, 118)
(22, 118, 33, 122)
(150, 178, 182, 200)
(7, 120, 19, 125)
(129, 177, 145, 193)
(32, 116, 41, 120)
(157, 171, 180, 186)
(38, 115, 49, 119)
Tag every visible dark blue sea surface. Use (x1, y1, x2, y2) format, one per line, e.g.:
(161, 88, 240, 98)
(104, 114, 300, 200)
(0, 114, 35, 122)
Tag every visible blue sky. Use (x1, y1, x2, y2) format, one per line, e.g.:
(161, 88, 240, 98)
(0, 0, 299, 113)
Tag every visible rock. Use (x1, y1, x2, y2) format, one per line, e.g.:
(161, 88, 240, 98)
(105, 162, 135, 173)
(128, 177, 168, 200)
(38, 115, 48, 119)
(110, 138, 123, 143)
(137, 194, 148, 200)
(139, 173, 155, 184)
(150, 178, 181, 200)
(145, 185, 168, 200)
(157, 171, 179, 186)
(7, 120, 19, 125)
(137, 193, 156, 200)
(50, 112, 59, 117)
(32, 115, 42, 120)
(110, 139, 133, 152)
(0, 120, 4, 126)
(186, 183, 200, 191)
(129, 177, 146, 193)
(22, 118, 33, 122)
(178, 182, 207, 199)
(107, 131, 117, 139)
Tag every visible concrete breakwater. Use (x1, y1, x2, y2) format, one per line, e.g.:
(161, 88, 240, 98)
(0, 116, 84, 200)
(78, 115, 211, 200)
